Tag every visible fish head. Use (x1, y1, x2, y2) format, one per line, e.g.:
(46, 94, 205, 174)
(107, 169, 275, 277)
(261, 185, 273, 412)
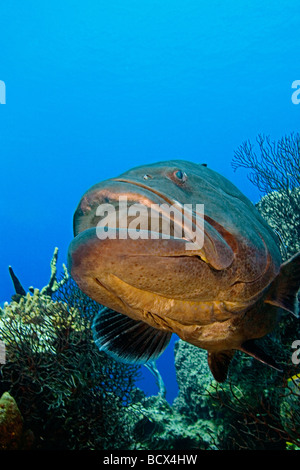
(68, 160, 241, 317)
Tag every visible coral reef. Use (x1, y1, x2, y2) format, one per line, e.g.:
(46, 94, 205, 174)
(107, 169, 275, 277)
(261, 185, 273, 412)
(256, 189, 300, 259)
(280, 375, 300, 442)
(126, 342, 220, 450)
(0, 251, 140, 450)
(173, 341, 214, 420)
(128, 392, 217, 450)
(130, 337, 300, 450)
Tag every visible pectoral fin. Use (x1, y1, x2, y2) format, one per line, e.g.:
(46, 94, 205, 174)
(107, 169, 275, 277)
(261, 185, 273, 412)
(92, 307, 172, 364)
(265, 252, 300, 317)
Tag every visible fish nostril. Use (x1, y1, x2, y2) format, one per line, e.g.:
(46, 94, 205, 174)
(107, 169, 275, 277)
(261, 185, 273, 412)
(143, 174, 152, 180)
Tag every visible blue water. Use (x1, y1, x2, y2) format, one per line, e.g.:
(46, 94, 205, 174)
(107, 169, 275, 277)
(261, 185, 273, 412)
(0, 0, 299, 403)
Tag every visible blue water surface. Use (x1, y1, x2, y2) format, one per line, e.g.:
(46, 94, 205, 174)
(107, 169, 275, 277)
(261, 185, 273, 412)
(0, 0, 299, 403)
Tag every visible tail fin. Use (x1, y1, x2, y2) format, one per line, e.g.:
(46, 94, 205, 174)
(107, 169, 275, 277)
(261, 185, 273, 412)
(265, 252, 300, 317)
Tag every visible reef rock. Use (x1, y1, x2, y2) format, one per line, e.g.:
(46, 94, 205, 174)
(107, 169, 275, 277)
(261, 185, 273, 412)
(173, 340, 216, 421)
(0, 392, 24, 450)
(128, 340, 221, 450)
(129, 390, 218, 450)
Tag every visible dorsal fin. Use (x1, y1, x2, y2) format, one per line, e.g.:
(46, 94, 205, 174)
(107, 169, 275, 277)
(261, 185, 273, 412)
(92, 307, 172, 364)
(265, 251, 300, 317)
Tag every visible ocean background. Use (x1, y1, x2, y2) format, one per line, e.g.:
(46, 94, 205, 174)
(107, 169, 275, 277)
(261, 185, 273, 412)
(0, 0, 299, 404)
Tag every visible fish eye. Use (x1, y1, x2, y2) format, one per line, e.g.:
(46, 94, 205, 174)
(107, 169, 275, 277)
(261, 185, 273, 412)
(143, 174, 152, 180)
(173, 170, 187, 183)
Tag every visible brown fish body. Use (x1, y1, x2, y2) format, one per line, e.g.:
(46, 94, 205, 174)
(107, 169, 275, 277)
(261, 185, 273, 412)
(68, 160, 300, 381)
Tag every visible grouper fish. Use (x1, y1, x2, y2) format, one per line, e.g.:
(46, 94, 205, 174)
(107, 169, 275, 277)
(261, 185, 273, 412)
(68, 160, 300, 382)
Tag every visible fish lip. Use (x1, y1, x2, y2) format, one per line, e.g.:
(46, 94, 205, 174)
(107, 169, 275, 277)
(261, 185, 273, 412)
(110, 178, 177, 207)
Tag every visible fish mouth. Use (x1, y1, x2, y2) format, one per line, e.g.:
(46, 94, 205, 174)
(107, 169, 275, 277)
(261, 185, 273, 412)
(111, 178, 176, 206)
(73, 177, 237, 271)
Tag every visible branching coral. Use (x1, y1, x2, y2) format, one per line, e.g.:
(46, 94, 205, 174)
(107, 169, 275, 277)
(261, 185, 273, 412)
(8, 247, 69, 303)
(232, 133, 300, 195)
(40, 247, 69, 297)
(232, 133, 300, 260)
